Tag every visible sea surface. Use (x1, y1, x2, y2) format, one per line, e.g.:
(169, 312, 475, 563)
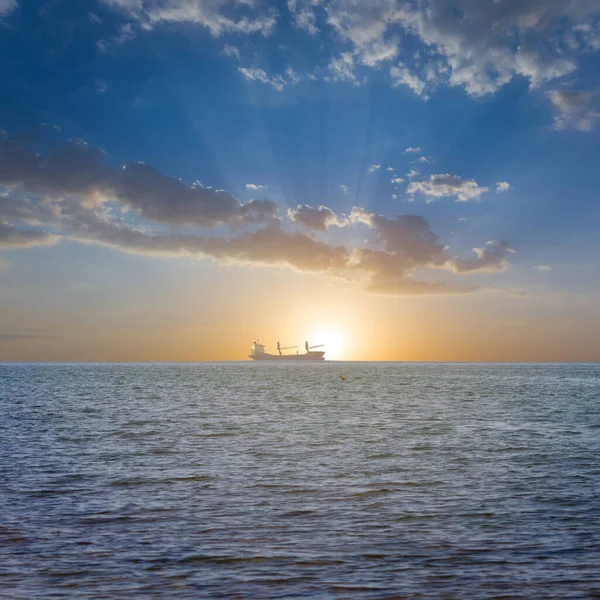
(1, 362, 599, 599)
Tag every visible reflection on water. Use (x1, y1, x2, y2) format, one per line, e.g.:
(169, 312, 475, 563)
(1, 362, 599, 598)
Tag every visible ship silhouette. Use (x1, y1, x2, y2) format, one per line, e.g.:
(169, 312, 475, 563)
(249, 340, 325, 361)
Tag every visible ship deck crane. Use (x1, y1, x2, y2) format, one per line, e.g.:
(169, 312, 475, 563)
(277, 341, 298, 355)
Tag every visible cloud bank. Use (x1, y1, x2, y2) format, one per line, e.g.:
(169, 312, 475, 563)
(0, 134, 515, 295)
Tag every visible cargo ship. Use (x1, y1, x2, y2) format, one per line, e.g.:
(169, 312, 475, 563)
(249, 340, 325, 361)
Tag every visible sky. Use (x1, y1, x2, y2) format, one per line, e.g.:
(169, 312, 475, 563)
(1, 0, 600, 362)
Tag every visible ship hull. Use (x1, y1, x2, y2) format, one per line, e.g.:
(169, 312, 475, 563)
(249, 352, 325, 361)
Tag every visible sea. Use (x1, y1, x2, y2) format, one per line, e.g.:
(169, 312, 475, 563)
(1, 362, 599, 599)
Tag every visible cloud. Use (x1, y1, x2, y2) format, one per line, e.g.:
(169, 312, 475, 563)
(238, 67, 286, 92)
(223, 44, 241, 60)
(0, 0, 17, 18)
(326, 52, 356, 82)
(359, 36, 400, 67)
(339, 184, 349, 194)
(97, 23, 135, 52)
(350, 208, 446, 266)
(537, 265, 551, 271)
(547, 89, 599, 131)
(390, 177, 404, 184)
(288, 204, 347, 231)
(246, 183, 265, 191)
(496, 181, 511, 193)
(369, 164, 381, 173)
(347, 208, 477, 294)
(0, 222, 58, 249)
(404, 147, 421, 154)
(398, 0, 597, 97)
(0, 136, 280, 228)
(238, 66, 301, 91)
(287, 0, 320, 35)
(1, 133, 515, 295)
(102, 0, 277, 37)
(389, 64, 425, 96)
(64, 209, 350, 273)
(320, 0, 600, 99)
(325, 0, 404, 66)
(448, 241, 516, 274)
(408, 174, 489, 202)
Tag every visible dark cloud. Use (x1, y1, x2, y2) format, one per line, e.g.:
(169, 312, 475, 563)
(0, 136, 280, 229)
(350, 208, 446, 268)
(0, 134, 514, 295)
(65, 209, 349, 272)
(0, 222, 58, 248)
(288, 204, 347, 231)
(448, 240, 516, 274)
(0, 137, 113, 198)
(118, 162, 280, 227)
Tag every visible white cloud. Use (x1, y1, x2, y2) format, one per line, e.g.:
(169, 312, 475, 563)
(359, 36, 400, 67)
(547, 89, 599, 131)
(369, 164, 381, 173)
(147, 0, 277, 37)
(319, 0, 600, 99)
(405, 147, 421, 154)
(399, 1, 596, 97)
(390, 177, 404, 184)
(246, 183, 265, 191)
(326, 52, 356, 82)
(339, 184, 349, 194)
(390, 64, 425, 96)
(238, 67, 284, 92)
(223, 45, 241, 60)
(386, 167, 394, 172)
(287, 0, 320, 35)
(537, 265, 552, 271)
(408, 174, 489, 202)
(406, 169, 419, 178)
(391, 193, 397, 199)
(496, 181, 511, 193)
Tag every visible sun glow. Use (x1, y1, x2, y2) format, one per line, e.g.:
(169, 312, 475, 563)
(309, 327, 347, 361)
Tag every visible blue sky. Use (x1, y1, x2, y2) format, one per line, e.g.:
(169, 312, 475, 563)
(1, 0, 600, 359)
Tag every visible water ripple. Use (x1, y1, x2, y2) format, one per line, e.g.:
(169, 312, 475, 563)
(1, 362, 600, 598)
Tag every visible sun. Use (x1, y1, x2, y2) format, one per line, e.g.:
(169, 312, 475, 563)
(309, 327, 347, 361)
